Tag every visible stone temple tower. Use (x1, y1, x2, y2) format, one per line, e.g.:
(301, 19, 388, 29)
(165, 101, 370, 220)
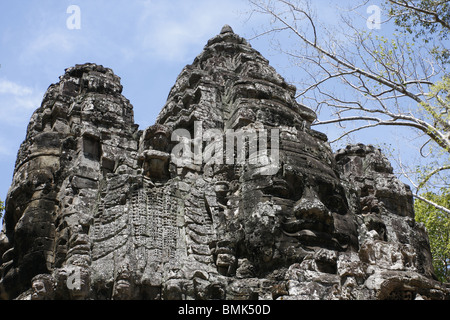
(0, 25, 448, 300)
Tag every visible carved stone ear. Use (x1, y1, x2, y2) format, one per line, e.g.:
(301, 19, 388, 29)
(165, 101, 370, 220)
(82, 134, 101, 161)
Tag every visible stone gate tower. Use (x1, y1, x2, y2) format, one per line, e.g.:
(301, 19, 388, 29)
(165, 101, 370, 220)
(0, 26, 448, 300)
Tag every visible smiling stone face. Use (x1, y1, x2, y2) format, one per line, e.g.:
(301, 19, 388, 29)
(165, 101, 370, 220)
(214, 125, 359, 275)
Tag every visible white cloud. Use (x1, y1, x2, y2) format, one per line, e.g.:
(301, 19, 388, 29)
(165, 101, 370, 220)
(27, 32, 74, 56)
(0, 78, 43, 126)
(0, 79, 33, 96)
(0, 135, 16, 157)
(136, 0, 249, 61)
(13, 95, 42, 111)
(18, 30, 78, 67)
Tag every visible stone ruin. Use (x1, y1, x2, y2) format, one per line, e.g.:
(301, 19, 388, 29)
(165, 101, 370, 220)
(0, 25, 448, 300)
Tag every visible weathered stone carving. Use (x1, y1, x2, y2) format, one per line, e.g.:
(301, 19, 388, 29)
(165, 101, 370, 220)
(0, 26, 448, 300)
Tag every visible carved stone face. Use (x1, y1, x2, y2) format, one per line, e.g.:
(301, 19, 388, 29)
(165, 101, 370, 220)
(140, 124, 171, 180)
(234, 131, 359, 271)
(113, 279, 132, 300)
(31, 275, 54, 300)
(113, 264, 133, 300)
(267, 165, 357, 251)
(31, 279, 47, 300)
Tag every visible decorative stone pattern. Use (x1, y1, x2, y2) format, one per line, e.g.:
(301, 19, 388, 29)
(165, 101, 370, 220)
(0, 26, 448, 300)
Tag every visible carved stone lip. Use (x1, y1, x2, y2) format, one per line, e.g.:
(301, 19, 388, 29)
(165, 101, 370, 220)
(281, 218, 332, 235)
(142, 149, 170, 160)
(115, 279, 131, 286)
(282, 229, 345, 251)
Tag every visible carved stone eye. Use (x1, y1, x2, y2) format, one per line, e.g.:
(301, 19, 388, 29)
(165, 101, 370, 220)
(282, 165, 305, 200)
(262, 177, 293, 199)
(317, 181, 348, 215)
(324, 194, 348, 215)
(152, 133, 169, 151)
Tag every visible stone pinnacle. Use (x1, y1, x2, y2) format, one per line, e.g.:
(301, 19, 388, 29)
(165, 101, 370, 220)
(220, 24, 234, 34)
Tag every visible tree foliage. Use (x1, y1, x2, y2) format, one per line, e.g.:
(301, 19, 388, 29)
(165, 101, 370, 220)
(0, 198, 4, 219)
(388, 0, 450, 43)
(415, 188, 450, 283)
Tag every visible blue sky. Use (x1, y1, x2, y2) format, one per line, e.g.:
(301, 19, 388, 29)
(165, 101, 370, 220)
(0, 0, 439, 208)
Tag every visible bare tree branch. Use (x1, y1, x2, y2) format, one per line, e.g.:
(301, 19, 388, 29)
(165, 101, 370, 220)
(249, 0, 450, 152)
(248, 0, 450, 217)
(418, 165, 450, 190)
(414, 193, 450, 216)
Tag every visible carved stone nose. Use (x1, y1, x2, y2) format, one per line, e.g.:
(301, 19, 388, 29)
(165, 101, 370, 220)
(293, 189, 333, 227)
(294, 197, 328, 219)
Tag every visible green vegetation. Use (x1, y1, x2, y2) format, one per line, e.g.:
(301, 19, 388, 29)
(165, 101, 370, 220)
(0, 198, 4, 220)
(415, 189, 450, 283)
